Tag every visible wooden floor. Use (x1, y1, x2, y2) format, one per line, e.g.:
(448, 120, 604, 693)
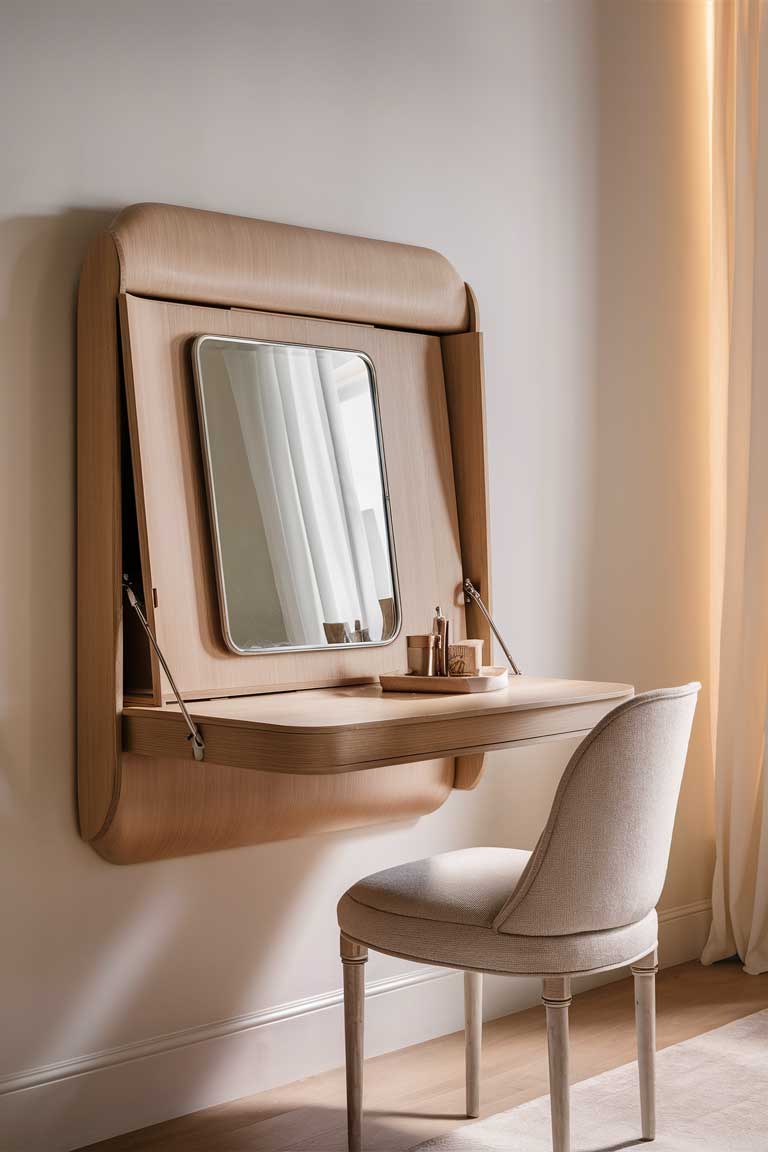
(80, 959, 768, 1152)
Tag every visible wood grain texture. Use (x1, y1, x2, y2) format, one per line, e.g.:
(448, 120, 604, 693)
(115, 677, 630, 861)
(465, 283, 481, 332)
(92, 754, 454, 864)
(78, 204, 623, 864)
(111, 203, 470, 334)
(74, 961, 768, 1152)
(77, 233, 123, 840)
(79, 231, 468, 859)
(441, 332, 492, 792)
(452, 755, 486, 793)
(121, 295, 466, 701)
(340, 936, 368, 1152)
(464, 971, 482, 1118)
(379, 668, 508, 694)
(122, 679, 633, 775)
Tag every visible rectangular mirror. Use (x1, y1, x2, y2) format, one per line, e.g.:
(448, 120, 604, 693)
(192, 336, 400, 654)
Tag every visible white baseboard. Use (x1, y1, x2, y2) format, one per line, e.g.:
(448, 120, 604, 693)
(0, 900, 711, 1152)
(658, 899, 712, 968)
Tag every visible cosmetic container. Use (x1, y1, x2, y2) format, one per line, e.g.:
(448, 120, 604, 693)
(407, 634, 439, 676)
(432, 607, 450, 676)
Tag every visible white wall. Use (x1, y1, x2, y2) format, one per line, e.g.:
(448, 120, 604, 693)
(0, 2, 714, 1148)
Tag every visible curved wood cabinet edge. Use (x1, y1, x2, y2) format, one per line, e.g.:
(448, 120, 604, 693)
(122, 681, 635, 775)
(77, 203, 628, 863)
(90, 755, 456, 865)
(95, 684, 632, 863)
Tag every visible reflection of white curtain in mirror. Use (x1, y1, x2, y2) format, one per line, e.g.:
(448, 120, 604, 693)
(223, 345, 385, 645)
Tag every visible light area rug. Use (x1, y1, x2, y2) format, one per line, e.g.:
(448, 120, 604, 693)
(414, 1009, 768, 1151)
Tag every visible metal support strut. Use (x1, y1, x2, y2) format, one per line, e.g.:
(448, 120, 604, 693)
(463, 578, 522, 676)
(122, 575, 205, 761)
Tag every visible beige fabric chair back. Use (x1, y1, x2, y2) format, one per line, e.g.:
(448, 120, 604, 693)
(494, 684, 700, 937)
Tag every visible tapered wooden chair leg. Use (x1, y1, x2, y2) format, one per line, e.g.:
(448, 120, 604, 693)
(632, 949, 658, 1141)
(341, 935, 368, 1152)
(543, 977, 572, 1152)
(464, 971, 483, 1118)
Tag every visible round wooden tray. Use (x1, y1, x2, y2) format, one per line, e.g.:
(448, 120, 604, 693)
(379, 667, 509, 694)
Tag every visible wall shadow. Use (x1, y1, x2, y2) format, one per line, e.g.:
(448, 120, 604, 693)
(0, 208, 115, 820)
(0, 209, 337, 1122)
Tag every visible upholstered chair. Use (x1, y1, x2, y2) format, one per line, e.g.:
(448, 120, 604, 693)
(337, 683, 699, 1152)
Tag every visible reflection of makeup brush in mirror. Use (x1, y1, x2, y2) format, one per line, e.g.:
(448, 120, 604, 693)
(432, 606, 449, 676)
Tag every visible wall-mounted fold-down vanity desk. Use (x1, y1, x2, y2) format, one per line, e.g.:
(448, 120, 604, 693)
(77, 202, 632, 864)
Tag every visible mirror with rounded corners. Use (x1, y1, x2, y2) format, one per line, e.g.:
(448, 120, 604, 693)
(193, 335, 400, 654)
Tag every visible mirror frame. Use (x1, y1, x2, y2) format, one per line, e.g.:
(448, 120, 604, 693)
(191, 333, 402, 656)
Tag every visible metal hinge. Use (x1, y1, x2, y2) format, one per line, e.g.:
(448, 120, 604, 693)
(122, 575, 206, 761)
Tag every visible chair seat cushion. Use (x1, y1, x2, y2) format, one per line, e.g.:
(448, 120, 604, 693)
(337, 847, 658, 976)
(343, 847, 532, 927)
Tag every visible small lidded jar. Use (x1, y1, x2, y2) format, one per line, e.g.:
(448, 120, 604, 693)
(406, 634, 439, 676)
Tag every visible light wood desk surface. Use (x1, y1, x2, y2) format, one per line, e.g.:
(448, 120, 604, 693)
(123, 676, 633, 775)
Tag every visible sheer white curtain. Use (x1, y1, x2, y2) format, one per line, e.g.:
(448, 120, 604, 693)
(223, 344, 383, 646)
(702, 0, 768, 975)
